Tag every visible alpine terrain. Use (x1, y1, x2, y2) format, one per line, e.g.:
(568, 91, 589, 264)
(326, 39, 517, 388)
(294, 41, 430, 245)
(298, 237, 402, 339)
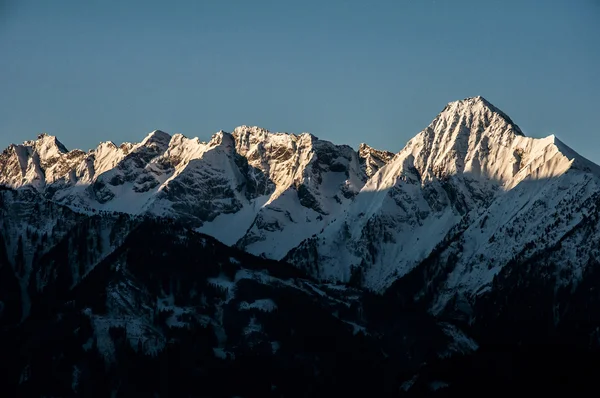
(2, 96, 600, 396)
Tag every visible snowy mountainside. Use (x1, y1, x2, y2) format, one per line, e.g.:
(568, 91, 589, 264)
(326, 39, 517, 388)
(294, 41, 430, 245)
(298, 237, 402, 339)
(0, 185, 85, 323)
(231, 126, 366, 258)
(428, 170, 600, 315)
(3, 95, 600, 299)
(388, 168, 600, 324)
(0, 186, 136, 322)
(0, 212, 473, 396)
(287, 96, 600, 293)
(0, 127, 386, 261)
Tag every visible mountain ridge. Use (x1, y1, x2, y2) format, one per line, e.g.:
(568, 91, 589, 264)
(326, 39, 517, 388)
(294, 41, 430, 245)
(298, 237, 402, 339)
(7, 96, 589, 166)
(1, 96, 598, 293)
(285, 96, 600, 294)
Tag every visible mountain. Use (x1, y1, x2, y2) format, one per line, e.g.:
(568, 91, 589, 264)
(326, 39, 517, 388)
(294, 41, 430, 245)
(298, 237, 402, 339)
(0, 189, 475, 397)
(287, 96, 600, 291)
(0, 126, 381, 261)
(5, 96, 600, 395)
(0, 185, 137, 323)
(4, 96, 600, 311)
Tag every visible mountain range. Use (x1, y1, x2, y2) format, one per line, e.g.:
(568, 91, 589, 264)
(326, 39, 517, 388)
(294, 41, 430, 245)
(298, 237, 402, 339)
(2, 96, 600, 396)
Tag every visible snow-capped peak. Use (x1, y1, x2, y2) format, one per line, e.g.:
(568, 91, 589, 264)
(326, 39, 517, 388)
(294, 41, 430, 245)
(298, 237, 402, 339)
(139, 130, 172, 147)
(4, 97, 599, 299)
(287, 96, 600, 293)
(440, 96, 523, 136)
(372, 96, 529, 188)
(429, 95, 524, 142)
(27, 133, 69, 159)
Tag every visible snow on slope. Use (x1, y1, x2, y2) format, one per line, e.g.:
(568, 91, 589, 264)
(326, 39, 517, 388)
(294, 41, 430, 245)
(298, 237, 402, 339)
(430, 170, 600, 315)
(148, 131, 250, 235)
(232, 126, 367, 258)
(4, 96, 598, 299)
(286, 96, 600, 291)
(0, 134, 81, 189)
(0, 126, 388, 261)
(0, 187, 134, 320)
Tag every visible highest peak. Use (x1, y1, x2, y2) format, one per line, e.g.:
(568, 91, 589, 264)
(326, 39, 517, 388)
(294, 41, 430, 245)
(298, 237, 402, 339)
(452, 95, 490, 105)
(444, 96, 495, 109)
(432, 96, 524, 137)
(443, 96, 500, 115)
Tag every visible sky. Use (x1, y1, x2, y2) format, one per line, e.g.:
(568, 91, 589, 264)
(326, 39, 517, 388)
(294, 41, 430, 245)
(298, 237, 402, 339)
(1, 0, 599, 162)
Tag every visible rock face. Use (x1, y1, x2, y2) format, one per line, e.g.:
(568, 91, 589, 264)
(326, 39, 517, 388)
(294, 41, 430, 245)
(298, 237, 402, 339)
(358, 142, 395, 179)
(0, 127, 382, 261)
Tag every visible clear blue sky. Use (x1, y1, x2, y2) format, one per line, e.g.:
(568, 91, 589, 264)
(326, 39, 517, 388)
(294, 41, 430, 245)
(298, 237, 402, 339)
(1, 0, 599, 161)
